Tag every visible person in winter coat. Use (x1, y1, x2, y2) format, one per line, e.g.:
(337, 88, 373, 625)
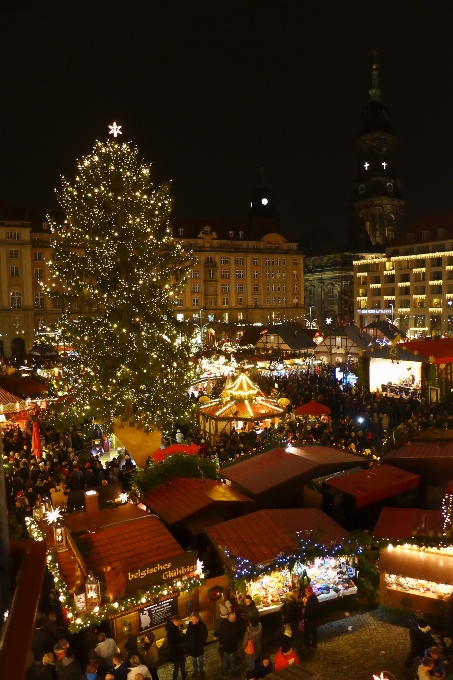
(41, 653, 58, 680)
(404, 615, 436, 669)
(56, 648, 83, 680)
(126, 656, 151, 680)
(111, 654, 130, 680)
(281, 593, 301, 639)
(302, 587, 319, 649)
(241, 596, 259, 628)
(31, 618, 54, 662)
(143, 632, 159, 680)
(95, 633, 119, 669)
(243, 616, 262, 672)
(185, 613, 208, 677)
(246, 655, 273, 680)
(273, 639, 300, 672)
(165, 616, 187, 680)
(124, 636, 143, 664)
(217, 612, 241, 680)
(423, 646, 446, 679)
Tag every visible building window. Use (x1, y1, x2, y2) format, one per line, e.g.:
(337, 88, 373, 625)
(36, 317, 45, 329)
(283, 283, 287, 292)
(266, 243, 272, 249)
(190, 284, 200, 293)
(221, 284, 230, 293)
(234, 257, 244, 265)
(283, 296, 287, 305)
(271, 284, 276, 292)
(400, 299, 410, 308)
(229, 231, 234, 238)
(266, 284, 270, 292)
(253, 257, 258, 265)
(209, 297, 216, 306)
(222, 297, 229, 306)
(253, 297, 259, 307)
(34, 293, 45, 310)
(238, 312, 243, 320)
(10, 291, 21, 309)
(208, 269, 215, 279)
(220, 270, 230, 279)
(326, 285, 334, 306)
(276, 258, 280, 266)
(293, 259, 298, 266)
(220, 256, 229, 265)
(178, 228, 184, 235)
(265, 271, 270, 279)
(176, 298, 183, 307)
(293, 283, 298, 292)
(253, 283, 259, 293)
(422, 230, 431, 242)
(189, 242, 195, 248)
(265, 258, 270, 266)
(7, 232, 20, 240)
(33, 236, 40, 245)
(293, 271, 298, 279)
(277, 297, 281, 305)
(206, 256, 213, 263)
(253, 270, 258, 279)
(9, 249, 18, 259)
(223, 312, 229, 321)
(235, 270, 244, 279)
(271, 296, 276, 305)
(34, 252, 42, 262)
(10, 266, 19, 277)
(235, 284, 244, 292)
(34, 268, 43, 279)
(190, 269, 200, 278)
(237, 297, 243, 306)
(266, 297, 270, 305)
(238, 231, 243, 238)
(293, 296, 299, 306)
(192, 297, 199, 307)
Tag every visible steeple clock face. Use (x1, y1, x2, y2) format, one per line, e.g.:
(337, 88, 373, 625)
(358, 184, 366, 195)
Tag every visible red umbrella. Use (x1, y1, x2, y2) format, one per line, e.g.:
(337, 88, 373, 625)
(32, 421, 41, 459)
(296, 400, 331, 416)
(151, 442, 201, 463)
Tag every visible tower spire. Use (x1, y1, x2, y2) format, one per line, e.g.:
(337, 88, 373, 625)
(368, 52, 381, 102)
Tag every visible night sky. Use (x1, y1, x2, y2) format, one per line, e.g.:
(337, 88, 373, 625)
(2, 2, 453, 252)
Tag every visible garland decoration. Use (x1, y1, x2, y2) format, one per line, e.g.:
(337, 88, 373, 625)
(25, 517, 202, 633)
(207, 585, 224, 602)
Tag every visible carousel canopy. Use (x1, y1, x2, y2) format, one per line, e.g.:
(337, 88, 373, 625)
(197, 371, 283, 421)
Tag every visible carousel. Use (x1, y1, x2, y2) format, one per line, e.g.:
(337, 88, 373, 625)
(196, 372, 284, 445)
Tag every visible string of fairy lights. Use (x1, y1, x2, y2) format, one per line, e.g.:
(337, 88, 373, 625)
(43, 136, 195, 431)
(25, 517, 202, 633)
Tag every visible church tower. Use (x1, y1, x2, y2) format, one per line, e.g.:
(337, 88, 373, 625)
(351, 57, 405, 246)
(249, 168, 279, 226)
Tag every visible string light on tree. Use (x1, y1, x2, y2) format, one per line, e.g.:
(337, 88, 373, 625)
(108, 122, 122, 138)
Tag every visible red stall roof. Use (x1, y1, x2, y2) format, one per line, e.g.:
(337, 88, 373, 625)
(324, 464, 419, 507)
(222, 446, 365, 496)
(385, 441, 453, 460)
(206, 508, 346, 566)
(401, 338, 453, 364)
(373, 507, 443, 540)
(143, 477, 252, 525)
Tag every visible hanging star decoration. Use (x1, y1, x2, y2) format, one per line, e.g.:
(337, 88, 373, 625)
(325, 317, 332, 325)
(429, 355, 435, 364)
(108, 122, 122, 138)
(45, 508, 63, 525)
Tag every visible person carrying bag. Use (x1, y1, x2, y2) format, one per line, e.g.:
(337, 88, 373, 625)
(243, 616, 262, 672)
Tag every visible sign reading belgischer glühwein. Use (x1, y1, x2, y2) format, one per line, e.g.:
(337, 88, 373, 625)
(126, 551, 199, 592)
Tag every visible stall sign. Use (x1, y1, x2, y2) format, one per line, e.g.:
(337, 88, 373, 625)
(357, 308, 392, 314)
(138, 596, 178, 632)
(126, 551, 198, 591)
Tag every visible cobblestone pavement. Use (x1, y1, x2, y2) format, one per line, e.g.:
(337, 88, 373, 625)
(157, 607, 430, 680)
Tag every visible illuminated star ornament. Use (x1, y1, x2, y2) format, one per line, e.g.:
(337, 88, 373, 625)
(325, 317, 332, 325)
(108, 122, 122, 138)
(45, 508, 63, 525)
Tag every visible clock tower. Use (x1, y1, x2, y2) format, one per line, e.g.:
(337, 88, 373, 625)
(352, 58, 405, 246)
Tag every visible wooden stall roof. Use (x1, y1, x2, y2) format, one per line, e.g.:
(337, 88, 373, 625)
(379, 545, 453, 584)
(373, 507, 443, 540)
(143, 477, 253, 525)
(222, 446, 366, 497)
(324, 464, 419, 507)
(385, 441, 453, 460)
(206, 508, 346, 567)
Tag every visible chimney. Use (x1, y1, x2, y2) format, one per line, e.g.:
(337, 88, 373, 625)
(84, 490, 100, 533)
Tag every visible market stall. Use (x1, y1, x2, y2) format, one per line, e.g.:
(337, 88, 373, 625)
(379, 544, 453, 616)
(206, 508, 358, 614)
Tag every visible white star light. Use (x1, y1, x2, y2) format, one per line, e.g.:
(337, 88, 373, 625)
(382, 161, 387, 169)
(325, 317, 332, 325)
(364, 162, 369, 170)
(108, 122, 122, 138)
(45, 508, 62, 525)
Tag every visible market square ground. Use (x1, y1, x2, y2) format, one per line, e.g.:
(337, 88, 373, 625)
(157, 607, 431, 679)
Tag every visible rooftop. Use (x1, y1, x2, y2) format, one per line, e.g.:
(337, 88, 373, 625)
(206, 508, 346, 566)
(324, 464, 420, 507)
(373, 507, 443, 540)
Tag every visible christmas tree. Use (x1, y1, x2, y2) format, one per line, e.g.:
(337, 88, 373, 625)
(46, 130, 193, 432)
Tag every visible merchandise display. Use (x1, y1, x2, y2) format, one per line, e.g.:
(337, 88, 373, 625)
(385, 574, 453, 599)
(245, 555, 357, 611)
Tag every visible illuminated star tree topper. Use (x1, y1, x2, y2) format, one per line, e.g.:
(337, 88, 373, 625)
(108, 122, 122, 137)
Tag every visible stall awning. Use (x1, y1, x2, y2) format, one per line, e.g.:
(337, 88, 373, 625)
(378, 546, 453, 585)
(324, 464, 420, 507)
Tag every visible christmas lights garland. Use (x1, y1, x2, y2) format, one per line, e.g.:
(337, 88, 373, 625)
(25, 517, 201, 633)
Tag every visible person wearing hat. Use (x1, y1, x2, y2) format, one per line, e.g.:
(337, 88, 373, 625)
(273, 639, 300, 672)
(404, 612, 435, 670)
(302, 587, 319, 650)
(214, 604, 229, 650)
